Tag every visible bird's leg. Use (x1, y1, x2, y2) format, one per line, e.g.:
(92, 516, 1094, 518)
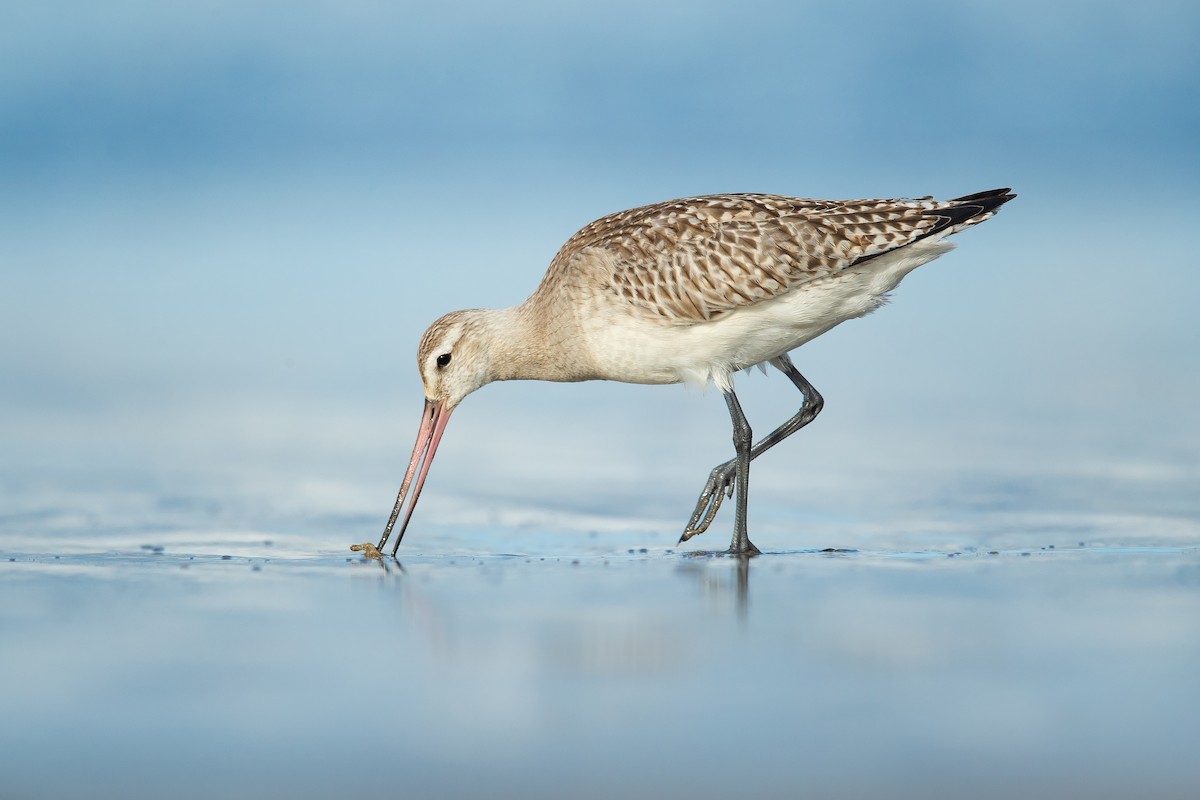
(723, 389, 759, 555)
(681, 355, 824, 545)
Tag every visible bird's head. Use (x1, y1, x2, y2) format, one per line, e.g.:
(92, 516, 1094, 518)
(375, 308, 502, 555)
(415, 308, 496, 412)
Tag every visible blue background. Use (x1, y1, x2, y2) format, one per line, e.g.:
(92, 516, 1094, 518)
(2, 0, 1197, 543)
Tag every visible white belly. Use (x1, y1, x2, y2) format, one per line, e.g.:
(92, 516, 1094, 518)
(583, 237, 955, 391)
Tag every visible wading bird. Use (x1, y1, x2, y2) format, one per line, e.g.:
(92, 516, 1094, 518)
(367, 188, 1014, 557)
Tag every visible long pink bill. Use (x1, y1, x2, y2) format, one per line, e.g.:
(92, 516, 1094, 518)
(376, 398, 454, 557)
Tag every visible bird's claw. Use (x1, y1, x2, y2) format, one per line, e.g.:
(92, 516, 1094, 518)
(680, 460, 738, 543)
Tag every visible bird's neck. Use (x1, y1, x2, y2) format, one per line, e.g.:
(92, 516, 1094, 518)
(479, 301, 596, 384)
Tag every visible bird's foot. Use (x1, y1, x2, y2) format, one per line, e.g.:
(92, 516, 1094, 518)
(679, 459, 738, 543)
(725, 541, 761, 558)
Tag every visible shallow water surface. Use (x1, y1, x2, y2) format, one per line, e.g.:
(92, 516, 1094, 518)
(3, 531, 1198, 800)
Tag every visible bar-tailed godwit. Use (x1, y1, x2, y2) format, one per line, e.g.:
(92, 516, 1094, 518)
(368, 188, 1015, 557)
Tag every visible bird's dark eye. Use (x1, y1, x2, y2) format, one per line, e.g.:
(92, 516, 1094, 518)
(436, 353, 451, 368)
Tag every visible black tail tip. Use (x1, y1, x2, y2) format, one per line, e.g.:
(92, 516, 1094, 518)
(919, 188, 1016, 235)
(950, 187, 1017, 214)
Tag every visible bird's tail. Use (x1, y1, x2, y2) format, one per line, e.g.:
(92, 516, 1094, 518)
(923, 188, 1017, 238)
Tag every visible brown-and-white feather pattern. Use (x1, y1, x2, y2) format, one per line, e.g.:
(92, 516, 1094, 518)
(538, 189, 1014, 323)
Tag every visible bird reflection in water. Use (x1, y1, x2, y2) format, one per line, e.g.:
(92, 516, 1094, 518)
(676, 552, 753, 617)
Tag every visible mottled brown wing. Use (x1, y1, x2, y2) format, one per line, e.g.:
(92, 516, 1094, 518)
(545, 192, 1007, 323)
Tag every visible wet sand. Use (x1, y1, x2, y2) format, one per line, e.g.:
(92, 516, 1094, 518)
(3, 530, 1198, 800)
